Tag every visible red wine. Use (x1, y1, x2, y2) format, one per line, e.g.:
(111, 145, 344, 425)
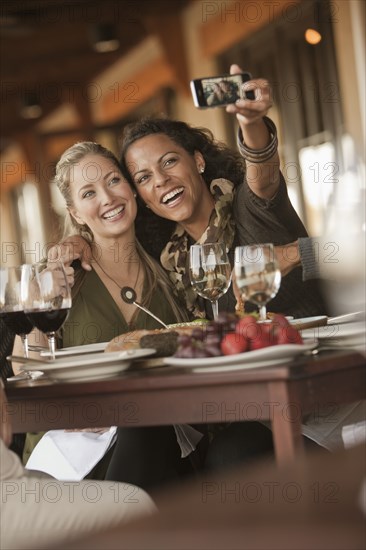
(26, 308, 70, 333)
(0, 311, 34, 335)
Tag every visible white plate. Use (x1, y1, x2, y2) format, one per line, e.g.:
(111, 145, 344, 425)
(24, 349, 156, 381)
(327, 311, 365, 325)
(40, 342, 108, 358)
(163, 341, 316, 373)
(258, 316, 294, 324)
(290, 315, 328, 326)
(258, 316, 327, 329)
(301, 321, 366, 342)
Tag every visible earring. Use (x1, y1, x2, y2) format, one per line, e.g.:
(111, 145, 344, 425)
(133, 193, 137, 198)
(145, 204, 150, 209)
(199, 166, 205, 174)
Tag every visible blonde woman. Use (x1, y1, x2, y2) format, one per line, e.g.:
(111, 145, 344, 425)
(54, 141, 187, 343)
(29, 142, 199, 491)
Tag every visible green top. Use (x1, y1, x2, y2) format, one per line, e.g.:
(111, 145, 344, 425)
(61, 268, 178, 347)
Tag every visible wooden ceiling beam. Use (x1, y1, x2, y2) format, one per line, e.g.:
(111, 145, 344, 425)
(199, 0, 301, 57)
(0, 0, 191, 145)
(69, 85, 96, 142)
(3, 48, 134, 86)
(96, 57, 175, 124)
(3, 0, 188, 22)
(144, 12, 190, 96)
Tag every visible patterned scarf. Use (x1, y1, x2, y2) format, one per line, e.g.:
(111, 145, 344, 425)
(160, 178, 235, 318)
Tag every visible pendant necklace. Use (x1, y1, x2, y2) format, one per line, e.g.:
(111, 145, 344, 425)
(93, 255, 141, 294)
(93, 253, 169, 329)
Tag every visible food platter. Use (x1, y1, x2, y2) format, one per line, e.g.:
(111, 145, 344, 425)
(163, 341, 317, 373)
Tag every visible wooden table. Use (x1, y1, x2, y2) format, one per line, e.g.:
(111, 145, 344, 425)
(5, 350, 366, 465)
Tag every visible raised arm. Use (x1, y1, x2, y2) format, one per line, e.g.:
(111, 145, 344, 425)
(226, 64, 280, 199)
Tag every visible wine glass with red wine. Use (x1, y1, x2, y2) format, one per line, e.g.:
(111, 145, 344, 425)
(0, 264, 35, 358)
(23, 260, 72, 360)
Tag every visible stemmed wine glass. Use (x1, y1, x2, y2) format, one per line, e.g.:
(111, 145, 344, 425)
(0, 265, 34, 358)
(23, 260, 72, 360)
(234, 243, 281, 321)
(189, 242, 232, 320)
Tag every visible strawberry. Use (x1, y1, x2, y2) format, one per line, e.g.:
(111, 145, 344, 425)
(235, 315, 258, 340)
(248, 324, 273, 350)
(275, 325, 303, 345)
(272, 314, 291, 328)
(220, 332, 249, 355)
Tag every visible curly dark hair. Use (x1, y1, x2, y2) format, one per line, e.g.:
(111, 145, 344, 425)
(118, 117, 245, 258)
(119, 116, 245, 189)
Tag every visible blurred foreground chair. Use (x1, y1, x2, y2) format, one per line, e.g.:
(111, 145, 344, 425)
(56, 442, 366, 550)
(0, 318, 26, 458)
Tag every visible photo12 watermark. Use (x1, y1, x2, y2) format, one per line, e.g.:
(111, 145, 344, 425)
(201, 479, 340, 504)
(3, 399, 139, 429)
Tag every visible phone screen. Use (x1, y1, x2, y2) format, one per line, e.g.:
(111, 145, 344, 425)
(203, 75, 243, 106)
(190, 73, 253, 108)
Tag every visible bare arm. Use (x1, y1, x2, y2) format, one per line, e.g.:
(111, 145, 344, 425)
(226, 64, 280, 199)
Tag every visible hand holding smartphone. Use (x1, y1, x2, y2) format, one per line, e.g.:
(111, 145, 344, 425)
(190, 72, 254, 109)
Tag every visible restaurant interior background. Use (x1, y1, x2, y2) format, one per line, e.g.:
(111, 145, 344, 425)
(1, 0, 365, 312)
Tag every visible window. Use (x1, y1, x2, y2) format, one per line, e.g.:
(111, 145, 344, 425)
(12, 182, 46, 263)
(219, 0, 344, 232)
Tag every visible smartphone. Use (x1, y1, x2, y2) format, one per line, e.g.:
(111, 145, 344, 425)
(190, 72, 254, 108)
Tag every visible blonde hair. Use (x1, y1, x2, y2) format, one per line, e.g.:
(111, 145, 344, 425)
(54, 141, 119, 242)
(54, 141, 188, 324)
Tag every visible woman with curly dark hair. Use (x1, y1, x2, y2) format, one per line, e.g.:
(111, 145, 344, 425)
(120, 115, 245, 267)
(120, 117, 246, 189)
(56, 65, 327, 318)
(119, 68, 327, 320)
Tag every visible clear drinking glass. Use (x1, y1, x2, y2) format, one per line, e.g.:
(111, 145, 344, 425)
(0, 265, 34, 358)
(189, 242, 232, 320)
(23, 260, 72, 360)
(234, 243, 281, 321)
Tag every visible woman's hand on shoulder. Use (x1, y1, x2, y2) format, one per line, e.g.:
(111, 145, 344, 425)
(48, 235, 92, 272)
(275, 241, 301, 276)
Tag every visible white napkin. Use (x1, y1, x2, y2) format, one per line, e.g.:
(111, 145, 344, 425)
(25, 427, 117, 481)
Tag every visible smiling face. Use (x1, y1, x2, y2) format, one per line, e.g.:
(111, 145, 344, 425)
(125, 133, 215, 238)
(68, 154, 137, 242)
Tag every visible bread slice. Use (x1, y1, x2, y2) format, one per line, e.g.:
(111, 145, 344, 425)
(106, 325, 203, 357)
